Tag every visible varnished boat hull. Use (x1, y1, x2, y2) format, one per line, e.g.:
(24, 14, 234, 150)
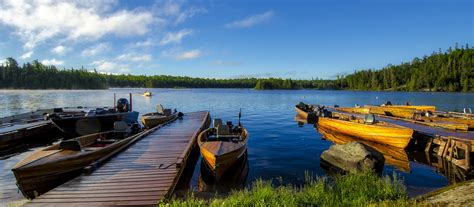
(200, 145, 247, 181)
(366, 105, 415, 119)
(388, 105, 436, 112)
(12, 132, 135, 198)
(141, 113, 178, 129)
(198, 127, 248, 181)
(317, 117, 413, 148)
(318, 126, 410, 172)
(335, 107, 370, 115)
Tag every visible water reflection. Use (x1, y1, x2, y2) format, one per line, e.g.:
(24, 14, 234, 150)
(408, 152, 474, 184)
(198, 151, 249, 193)
(317, 126, 411, 172)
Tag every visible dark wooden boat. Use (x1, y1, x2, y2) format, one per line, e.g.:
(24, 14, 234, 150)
(141, 104, 179, 129)
(198, 119, 248, 181)
(12, 124, 140, 199)
(0, 109, 59, 150)
(50, 98, 139, 136)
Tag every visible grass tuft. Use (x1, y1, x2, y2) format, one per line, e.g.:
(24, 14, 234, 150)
(159, 172, 413, 206)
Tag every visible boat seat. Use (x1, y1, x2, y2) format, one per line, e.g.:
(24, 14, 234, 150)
(364, 114, 376, 124)
(156, 104, 165, 114)
(217, 124, 230, 136)
(59, 140, 82, 151)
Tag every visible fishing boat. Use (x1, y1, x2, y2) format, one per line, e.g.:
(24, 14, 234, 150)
(198, 151, 249, 192)
(198, 117, 248, 181)
(0, 109, 59, 150)
(12, 122, 141, 199)
(141, 104, 179, 129)
(317, 114, 413, 149)
(318, 126, 410, 172)
(50, 94, 139, 136)
(387, 105, 436, 112)
(335, 107, 370, 115)
(365, 105, 416, 119)
(144, 91, 152, 97)
(295, 102, 319, 121)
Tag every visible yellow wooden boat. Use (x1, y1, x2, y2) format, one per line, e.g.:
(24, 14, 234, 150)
(416, 116, 472, 131)
(387, 105, 436, 112)
(143, 91, 152, 97)
(317, 116, 413, 149)
(365, 105, 416, 119)
(335, 107, 370, 114)
(198, 119, 248, 181)
(318, 126, 410, 172)
(140, 104, 178, 129)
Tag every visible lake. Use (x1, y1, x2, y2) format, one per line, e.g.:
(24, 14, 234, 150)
(1, 89, 473, 203)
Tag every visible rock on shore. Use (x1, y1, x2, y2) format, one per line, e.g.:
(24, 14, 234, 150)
(320, 142, 385, 173)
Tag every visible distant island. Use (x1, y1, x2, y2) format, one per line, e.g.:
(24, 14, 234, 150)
(0, 45, 472, 92)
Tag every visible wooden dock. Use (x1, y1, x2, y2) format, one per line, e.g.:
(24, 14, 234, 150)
(28, 111, 210, 206)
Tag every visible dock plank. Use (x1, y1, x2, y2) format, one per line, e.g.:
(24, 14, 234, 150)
(28, 111, 210, 206)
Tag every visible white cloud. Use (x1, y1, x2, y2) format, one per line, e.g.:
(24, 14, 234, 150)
(51, 45, 69, 55)
(162, 48, 202, 60)
(20, 51, 33, 59)
(212, 60, 242, 67)
(159, 29, 193, 45)
(91, 60, 129, 73)
(81, 43, 110, 56)
(129, 39, 156, 49)
(225, 10, 274, 29)
(0, 0, 154, 49)
(116, 53, 152, 62)
(152, 1, 206, 25)
(41, 58, 64, 66)
(175, 49, 202, 60)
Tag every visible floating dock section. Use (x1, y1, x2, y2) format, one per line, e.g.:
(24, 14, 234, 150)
(28, 111, 210, 206)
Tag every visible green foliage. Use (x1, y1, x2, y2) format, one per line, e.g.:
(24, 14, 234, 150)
(1, 45, 471, 91)
(342, 46, 474, 92)
(159, 172, 411, 207)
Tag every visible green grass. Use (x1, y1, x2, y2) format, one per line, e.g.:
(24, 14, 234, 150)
(159, 172, 413, 206)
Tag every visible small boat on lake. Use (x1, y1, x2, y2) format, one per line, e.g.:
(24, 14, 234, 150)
(365, 105, 416, 119)
(144, 91, 152, 97)
(12, 122, 141, 199)
(317, 114, 413, 149)
(50, 95, 139, 136)
(198, 117, 248, 181)
(141, 104, 180, 129)
(295, 102, 320, 121)
(0, 109, 59, 150)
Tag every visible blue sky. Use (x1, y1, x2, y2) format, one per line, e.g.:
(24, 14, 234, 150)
(0, 0, 472, 79)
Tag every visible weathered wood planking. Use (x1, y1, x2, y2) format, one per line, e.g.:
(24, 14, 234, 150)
(28, 111, 210, 206)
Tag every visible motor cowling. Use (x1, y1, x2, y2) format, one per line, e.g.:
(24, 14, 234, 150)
(116, 98, 130, 112)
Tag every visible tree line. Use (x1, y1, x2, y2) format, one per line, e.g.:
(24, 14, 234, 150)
(0, 45, 472, 91)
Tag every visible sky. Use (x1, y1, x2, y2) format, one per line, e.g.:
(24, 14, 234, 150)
(0, 0, 472, 79)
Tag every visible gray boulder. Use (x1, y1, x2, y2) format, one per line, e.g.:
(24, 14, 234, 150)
(320, 142, 385, 173)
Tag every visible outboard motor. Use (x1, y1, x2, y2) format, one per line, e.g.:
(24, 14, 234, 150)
(116, 98, 130, 112)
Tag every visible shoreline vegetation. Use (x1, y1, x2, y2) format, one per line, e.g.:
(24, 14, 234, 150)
(0, 45, 472, 92)
(159, 172, 411, 206)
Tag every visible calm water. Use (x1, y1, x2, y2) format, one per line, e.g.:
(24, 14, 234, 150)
(1, 89, 473, 203)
